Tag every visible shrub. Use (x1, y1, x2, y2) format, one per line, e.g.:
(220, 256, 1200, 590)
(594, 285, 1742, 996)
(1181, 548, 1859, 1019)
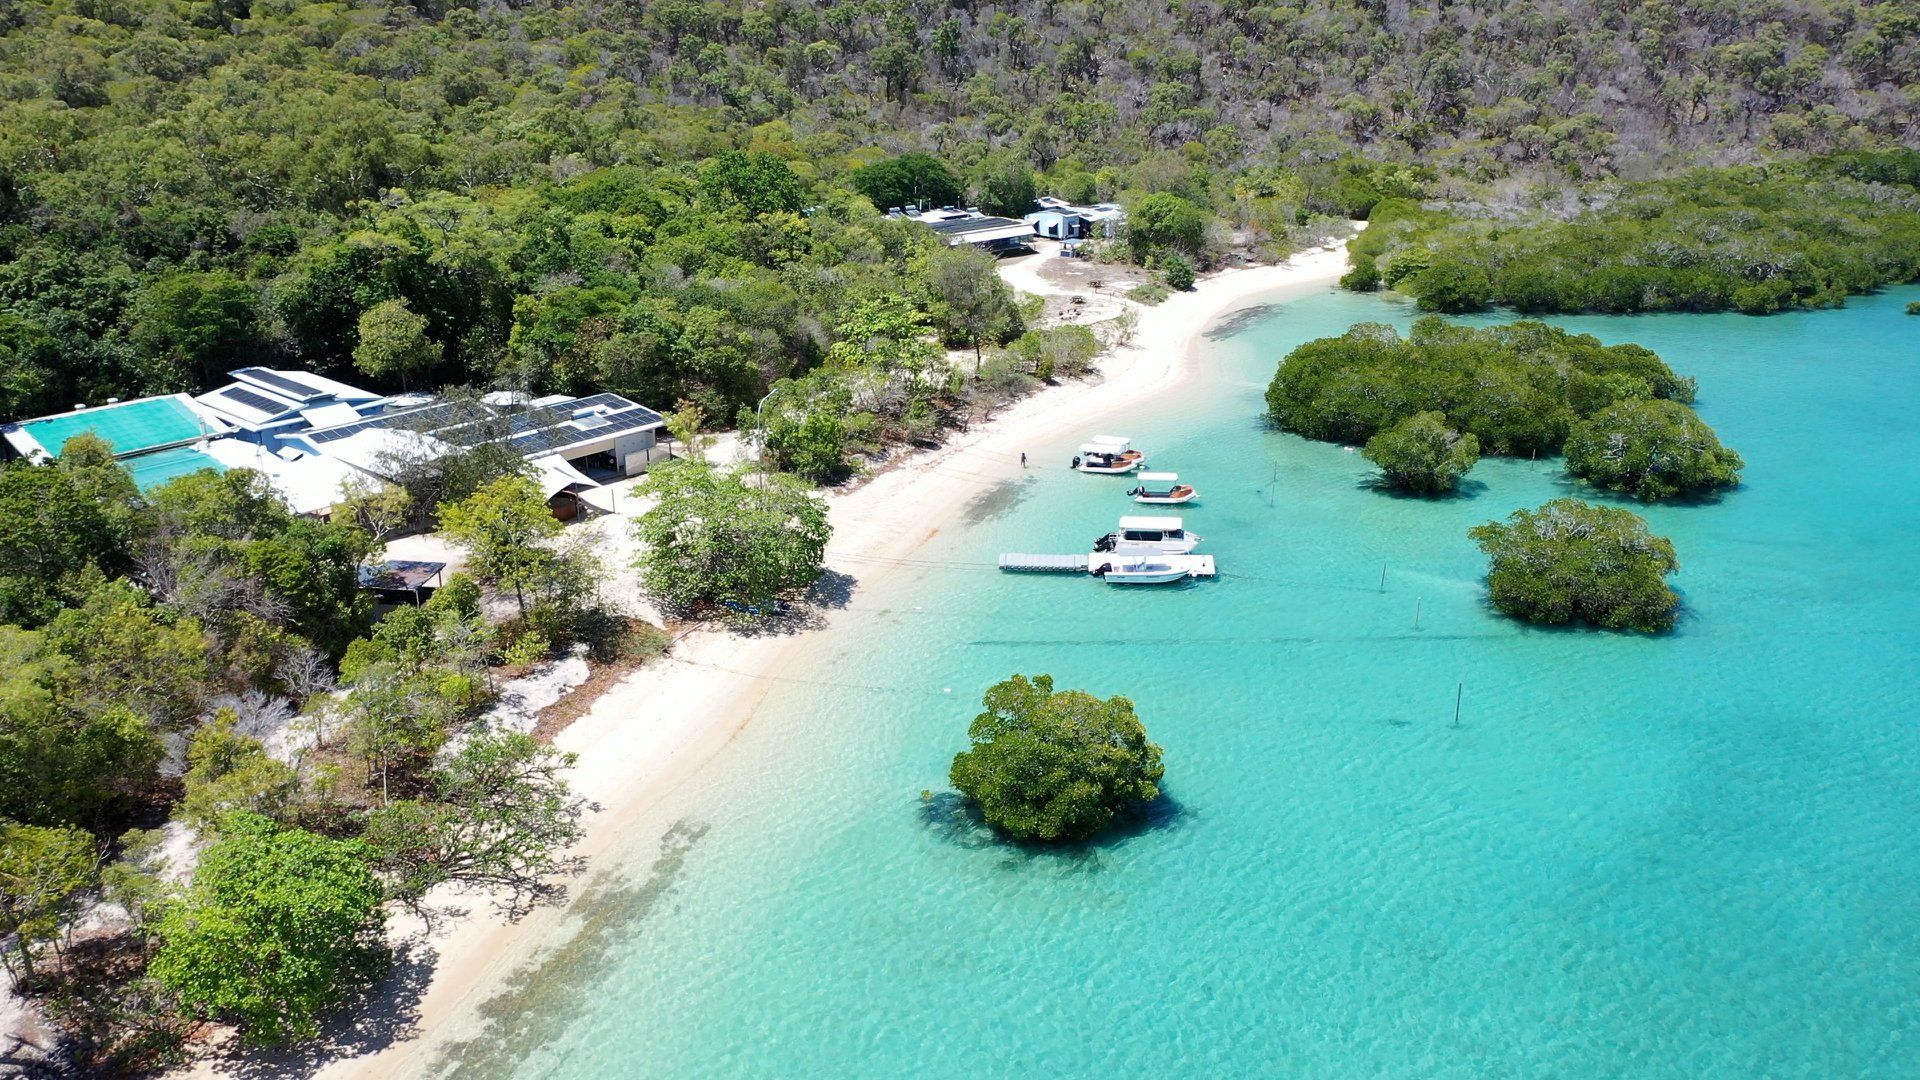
(1362, 412, 1481, 493)
(1563, 398, 1743, 500)
(1340, 258, 1381, 291)
(1469, 499, 1681, 632)
(949, 674, 1164, 842)
(1130, 281, 1170, 305)
(1411, 262, 1494, 312)
(1159, 253, 1196, 291)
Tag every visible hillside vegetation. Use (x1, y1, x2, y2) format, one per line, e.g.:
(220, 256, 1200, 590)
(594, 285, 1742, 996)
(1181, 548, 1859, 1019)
(0, 0, 1916, 418)
(1345, 150, 1920, 314)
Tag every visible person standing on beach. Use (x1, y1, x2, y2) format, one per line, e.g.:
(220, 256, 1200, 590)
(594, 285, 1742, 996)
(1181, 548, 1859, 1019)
(1021, 452, 1027, 467)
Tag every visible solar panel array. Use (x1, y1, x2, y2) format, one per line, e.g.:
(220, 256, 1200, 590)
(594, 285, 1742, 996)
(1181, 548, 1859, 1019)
(218, 386, 294, 416)
(300, 393, 662, 460)
(235, 367, 325, 400)
(508, 405, 664, 456)
(304, 401, 476, 444)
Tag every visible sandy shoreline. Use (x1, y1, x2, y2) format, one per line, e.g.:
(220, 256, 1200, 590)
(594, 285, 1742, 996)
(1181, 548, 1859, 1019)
(283, 241, 1352, 1078)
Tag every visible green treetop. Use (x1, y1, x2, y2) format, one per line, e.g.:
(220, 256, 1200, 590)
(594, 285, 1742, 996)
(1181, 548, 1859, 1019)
(437, 475, 564, 619)
(0, 819, 97, 986)
(949, 674, 1165, 842)
(851, 153, 963, 212)
(352, 297, 442, 389)
(1362, 411, 1481, 494)
(150, 813, 387, 1045)
(632, 460, 830, 618)
(1564, 397, 1744, 500)
(1469, 498, 1682, 633)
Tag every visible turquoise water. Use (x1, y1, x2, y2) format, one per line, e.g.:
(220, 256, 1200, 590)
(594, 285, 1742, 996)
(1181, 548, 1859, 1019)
(439, 285, 1920, 1078)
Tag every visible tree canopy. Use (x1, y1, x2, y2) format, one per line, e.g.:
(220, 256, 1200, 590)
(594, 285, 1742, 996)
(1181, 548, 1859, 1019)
(1349, 158, 1920, 316)
(852, 153, 964, 212)
(1362, 411, 1481, 494)
(1267, 318, 1743, 498)
(1469, 499, 1682, 633)
(633, 460, 831, 618)
(149, 814, 388, 1046)
(1564, 398, 1745, 500)
(949, 674, 1165, 842)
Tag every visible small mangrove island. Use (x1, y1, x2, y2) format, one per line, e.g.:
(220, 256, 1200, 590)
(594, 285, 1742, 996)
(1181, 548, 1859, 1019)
(1267, 317, 1743, 499)
(949, 674, 1164, 843)
(1470, 499, 1682, 633)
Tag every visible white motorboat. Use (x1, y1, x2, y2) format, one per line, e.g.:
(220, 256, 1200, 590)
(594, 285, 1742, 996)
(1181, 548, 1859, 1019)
(1091, 557, 1192, 585)
(1072, 435, 1144, 474)
(1127, 472, 1197, 504)
(1092, 515, 1202, 555)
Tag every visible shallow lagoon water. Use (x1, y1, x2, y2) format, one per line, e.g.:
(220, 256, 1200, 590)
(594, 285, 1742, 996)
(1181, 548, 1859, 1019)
(442, 285, 1920, 1078)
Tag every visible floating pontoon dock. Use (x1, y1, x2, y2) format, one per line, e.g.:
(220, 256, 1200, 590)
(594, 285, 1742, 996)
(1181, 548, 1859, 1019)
(998, 552, 1217, 577)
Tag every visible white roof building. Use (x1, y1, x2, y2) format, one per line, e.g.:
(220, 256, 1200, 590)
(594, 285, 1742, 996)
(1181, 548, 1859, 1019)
(194, 367, 385, 436)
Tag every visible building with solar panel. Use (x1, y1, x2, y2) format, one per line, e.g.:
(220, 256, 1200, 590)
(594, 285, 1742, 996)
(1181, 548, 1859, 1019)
(280, 390, 670, 507)
(2, 367, 397, 512)
(887, 206, 1037, 252)
(192, 367, 388, 441)
(5, 368, 670, 519)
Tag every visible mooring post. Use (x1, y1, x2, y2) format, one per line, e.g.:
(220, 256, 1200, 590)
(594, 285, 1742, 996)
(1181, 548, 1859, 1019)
(1414, 596, 1423, 630)
(1453, 682, 1463, 728)
(1378, 563, 1387, 593)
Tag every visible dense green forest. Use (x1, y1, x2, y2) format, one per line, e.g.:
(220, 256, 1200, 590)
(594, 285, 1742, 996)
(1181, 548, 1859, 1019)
(2, 0, 1917, 418)
(1, 0, 1917, 1067)
(1344, 151, 1920, 314)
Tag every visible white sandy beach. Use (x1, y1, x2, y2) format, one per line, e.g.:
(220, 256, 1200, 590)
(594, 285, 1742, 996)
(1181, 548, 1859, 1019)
(267, 239, 1354, 1079)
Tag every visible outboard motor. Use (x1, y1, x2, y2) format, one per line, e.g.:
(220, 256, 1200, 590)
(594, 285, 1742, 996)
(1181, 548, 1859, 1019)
(1091, 562, 1112, 576)
(1126, 485, 1143, 497)
(1093, 533, 1116, 553)
(1071, 455, 1081, 469)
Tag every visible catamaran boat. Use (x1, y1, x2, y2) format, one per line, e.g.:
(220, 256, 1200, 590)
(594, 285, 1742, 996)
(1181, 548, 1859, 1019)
(1091, 557, 1191, 585)
(1126, 472, 1197, 505)
(1072, 435, 1145, 474)
(1092, 515, 1202, 555)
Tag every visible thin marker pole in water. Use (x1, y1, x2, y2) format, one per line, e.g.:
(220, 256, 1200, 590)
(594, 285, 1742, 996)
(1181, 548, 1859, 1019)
(1414, 596, 1423, 630)
(1378, 563, 1387, 592)
(1453, 682, 1463, 728)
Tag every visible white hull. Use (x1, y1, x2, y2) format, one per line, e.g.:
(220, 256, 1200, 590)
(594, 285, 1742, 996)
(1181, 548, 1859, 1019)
(1130, 491, 1196, 504)
(1094, 562, 1191, 584)
(1078, 460, 1143, 474)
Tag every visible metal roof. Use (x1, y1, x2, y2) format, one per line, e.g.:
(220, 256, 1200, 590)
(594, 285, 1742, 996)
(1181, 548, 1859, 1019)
(926, 214, 1025, 236)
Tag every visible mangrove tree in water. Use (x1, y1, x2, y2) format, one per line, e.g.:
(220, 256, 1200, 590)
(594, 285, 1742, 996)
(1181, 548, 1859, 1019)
(1267, 317, 1742, 500)
(1564, 398, 1744, 500)
(1470, 499, 1681, 633)
(1362, 411, 1482, 494)
(949, 674, 1164, 842)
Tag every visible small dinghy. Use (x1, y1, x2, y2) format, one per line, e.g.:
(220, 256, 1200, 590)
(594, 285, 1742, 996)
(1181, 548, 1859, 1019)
(1073, 435, 1145, 474)
(1127, 472, 1197, 505)
(1091, 558, 1191, 585)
